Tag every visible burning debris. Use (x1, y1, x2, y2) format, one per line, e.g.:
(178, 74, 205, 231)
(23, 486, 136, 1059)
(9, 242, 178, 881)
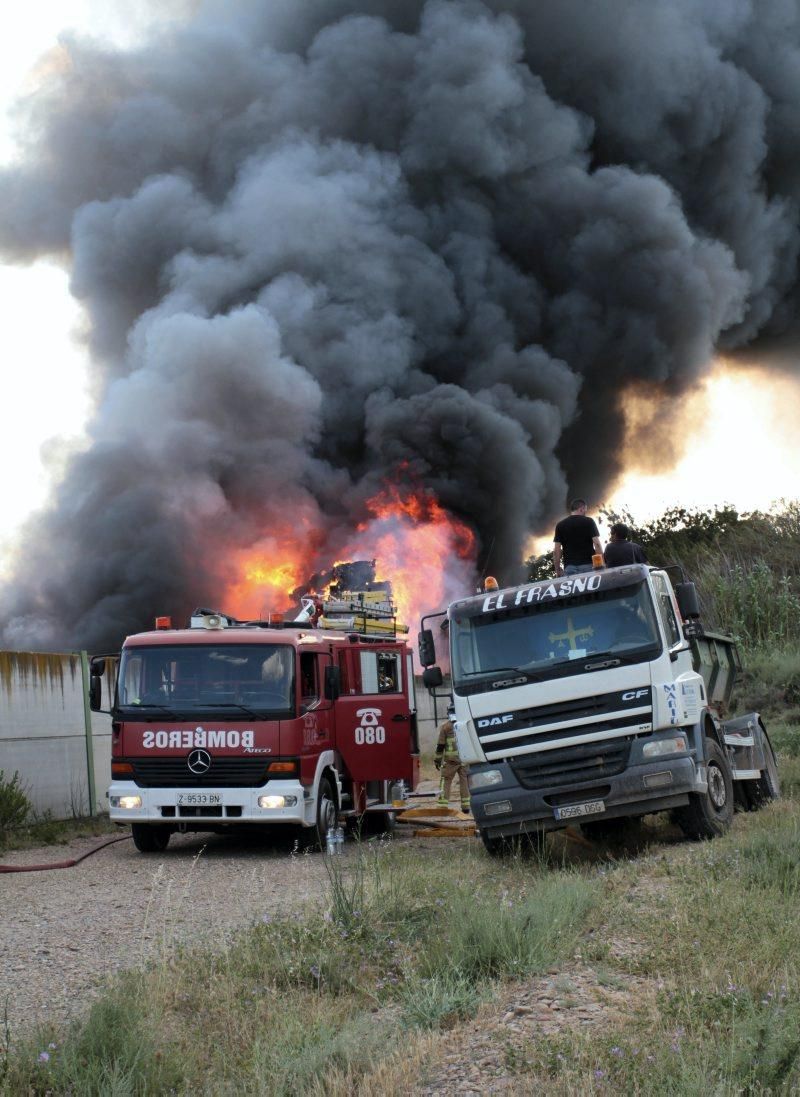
(294, 559, 407, 636)
(1, 2, 800, 650)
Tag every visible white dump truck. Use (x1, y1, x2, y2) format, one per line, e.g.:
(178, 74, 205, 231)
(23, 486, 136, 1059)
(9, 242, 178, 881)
(419, 564, 779, 853)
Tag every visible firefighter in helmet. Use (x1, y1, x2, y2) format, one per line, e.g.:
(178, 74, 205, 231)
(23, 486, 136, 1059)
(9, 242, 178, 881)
(435, 716, 470, 813)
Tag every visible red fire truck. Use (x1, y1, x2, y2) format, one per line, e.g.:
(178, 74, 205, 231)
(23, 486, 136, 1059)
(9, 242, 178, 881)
(89, 595, 419, 853)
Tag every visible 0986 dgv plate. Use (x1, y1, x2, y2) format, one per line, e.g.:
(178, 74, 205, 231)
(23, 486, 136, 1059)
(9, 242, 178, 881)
(554, 800, 605, 821)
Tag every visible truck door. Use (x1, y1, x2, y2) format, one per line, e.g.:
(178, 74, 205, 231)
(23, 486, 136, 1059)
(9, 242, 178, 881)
(335, 646, 412, 781)
(299, 650, 334, 766)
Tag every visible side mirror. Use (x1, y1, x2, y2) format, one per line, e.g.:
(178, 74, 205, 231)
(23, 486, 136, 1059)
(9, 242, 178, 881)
(422, 666, 443, 689)
(90, 656, 106, 677)
(418, 629, 436, 667)
(324, 665, 341, 702)
(89, 676, 103, 711)
(674, 582, 700, 620)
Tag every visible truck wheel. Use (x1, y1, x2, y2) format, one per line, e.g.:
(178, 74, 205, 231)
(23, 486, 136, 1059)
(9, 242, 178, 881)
(749, 732, 781, 808)
(131, 824, 171, 853)
(479, 827, 546, 858)
(676, 737, 734, 840)
(314, 776, 337, 850)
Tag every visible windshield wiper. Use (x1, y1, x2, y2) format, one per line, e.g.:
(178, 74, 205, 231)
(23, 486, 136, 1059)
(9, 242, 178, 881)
(461, 667, 547, 686)
(461, 666, 520, 677)
(117, 703, 187, 720)
(588, 646, 659, 665)
(201, 702, 263, 720)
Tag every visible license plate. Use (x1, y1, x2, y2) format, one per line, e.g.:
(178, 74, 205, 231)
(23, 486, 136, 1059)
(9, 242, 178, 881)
(554, 800, 605, 820)
(177, 793, 222, 806)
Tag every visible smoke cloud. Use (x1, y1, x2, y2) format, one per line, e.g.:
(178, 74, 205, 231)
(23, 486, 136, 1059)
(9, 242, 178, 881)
(1, 0, 799, 649)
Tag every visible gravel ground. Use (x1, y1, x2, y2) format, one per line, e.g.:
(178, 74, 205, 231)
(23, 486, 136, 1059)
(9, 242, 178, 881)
(415, 949, 656, 1095)
(0, 828, 334, 1037)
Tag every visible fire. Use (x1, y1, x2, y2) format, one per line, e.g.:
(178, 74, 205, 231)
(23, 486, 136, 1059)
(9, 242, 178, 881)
(338, 482, 478, 632)
(223, 478, 479, 634)
(224, 542, 307, 620)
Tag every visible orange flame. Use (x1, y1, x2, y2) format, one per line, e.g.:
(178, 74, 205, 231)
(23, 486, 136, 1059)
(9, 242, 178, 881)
(338, 482, 478, 633)
(223, 478, 479, 633)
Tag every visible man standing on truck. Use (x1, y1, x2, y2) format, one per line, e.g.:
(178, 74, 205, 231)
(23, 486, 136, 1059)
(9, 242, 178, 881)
(553, 499, 603, 576)
(435, 717, 470, 813)
(604, 523, 648, 567)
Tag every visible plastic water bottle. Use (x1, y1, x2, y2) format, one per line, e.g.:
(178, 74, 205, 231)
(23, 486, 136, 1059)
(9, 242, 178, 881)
(335, 825, 345, 854)
(326, 827, 336, 856)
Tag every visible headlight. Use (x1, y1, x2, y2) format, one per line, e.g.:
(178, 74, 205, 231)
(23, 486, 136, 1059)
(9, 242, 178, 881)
(469, 769, 504, 790)
(643, 736, 687, 759)
(110, 795, 142, 809)
(258, 795, 298, 809)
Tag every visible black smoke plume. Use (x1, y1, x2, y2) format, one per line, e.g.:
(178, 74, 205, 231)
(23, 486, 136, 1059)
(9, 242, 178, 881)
(1, 0, 799, 649)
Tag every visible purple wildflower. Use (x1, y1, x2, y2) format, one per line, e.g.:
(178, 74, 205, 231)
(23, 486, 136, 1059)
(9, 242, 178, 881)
(38, 1052, 50, 1064)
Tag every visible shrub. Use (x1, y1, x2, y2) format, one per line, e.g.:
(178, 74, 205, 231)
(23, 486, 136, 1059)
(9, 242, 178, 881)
(0, 771, 30, 840)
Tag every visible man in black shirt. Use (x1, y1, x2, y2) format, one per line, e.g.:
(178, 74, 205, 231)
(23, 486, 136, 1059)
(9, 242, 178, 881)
(603, 523, 648, 567)
(553, 499, 602, 576)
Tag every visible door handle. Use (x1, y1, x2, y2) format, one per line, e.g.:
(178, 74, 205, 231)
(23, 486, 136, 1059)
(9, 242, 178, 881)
(392, 713, 409, 722)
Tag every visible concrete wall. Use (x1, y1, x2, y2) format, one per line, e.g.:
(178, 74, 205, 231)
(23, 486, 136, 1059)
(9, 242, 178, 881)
(0, 651, 112, 818)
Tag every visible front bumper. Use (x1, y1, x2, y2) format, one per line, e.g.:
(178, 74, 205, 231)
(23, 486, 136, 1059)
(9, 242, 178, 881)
(107, 780, 311, 826)
(471, 755, 699, 838)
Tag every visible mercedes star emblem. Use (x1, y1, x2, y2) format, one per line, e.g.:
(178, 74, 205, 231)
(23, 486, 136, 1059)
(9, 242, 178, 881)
(187, 748, 212, 775)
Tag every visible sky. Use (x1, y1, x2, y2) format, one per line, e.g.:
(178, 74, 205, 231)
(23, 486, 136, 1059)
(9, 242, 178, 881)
(0, 3, 166, 578)
(2, 3, 800, 578)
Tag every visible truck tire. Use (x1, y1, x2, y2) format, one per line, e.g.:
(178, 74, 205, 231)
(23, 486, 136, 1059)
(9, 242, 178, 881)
(313, 776, 337, 851)
(479, 827, 546, 858)
(131, 824, 171, 853)
(353, 810, 397, 838)
(748, 731, 781, 808)
(675, 737, 733, 840)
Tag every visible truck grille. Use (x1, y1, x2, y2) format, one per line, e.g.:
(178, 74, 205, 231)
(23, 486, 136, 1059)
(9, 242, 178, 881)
(511, 738, 632, 791)
(476, 686, 652, 761)
(131, 758, 270, 788)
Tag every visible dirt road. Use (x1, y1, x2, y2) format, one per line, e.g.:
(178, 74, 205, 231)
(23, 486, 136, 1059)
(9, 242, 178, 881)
(1, 829, 332, 1036)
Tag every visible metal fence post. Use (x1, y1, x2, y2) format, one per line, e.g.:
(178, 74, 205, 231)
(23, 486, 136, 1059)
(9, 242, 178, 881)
(79, 650, 97, 816)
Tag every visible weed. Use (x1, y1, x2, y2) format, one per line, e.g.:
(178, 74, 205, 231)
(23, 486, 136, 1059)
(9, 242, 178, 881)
(399, 972, 486, 1030)
(1, 980, 184, 1095)
(0, 811, 117, 853)
(419, 874, 595, 984)
(0, 771, 31, 844)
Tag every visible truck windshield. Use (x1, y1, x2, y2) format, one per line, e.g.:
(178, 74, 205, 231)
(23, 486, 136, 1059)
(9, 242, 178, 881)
(450, 582, 661, 690)
(115, 644, 295, 717)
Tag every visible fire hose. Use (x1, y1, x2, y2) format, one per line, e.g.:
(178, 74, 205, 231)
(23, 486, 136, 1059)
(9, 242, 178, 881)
(0, 834, 131, 873)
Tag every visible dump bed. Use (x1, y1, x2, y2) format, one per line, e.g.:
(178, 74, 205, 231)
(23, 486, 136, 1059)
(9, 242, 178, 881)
(689, 631, 741, 714)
